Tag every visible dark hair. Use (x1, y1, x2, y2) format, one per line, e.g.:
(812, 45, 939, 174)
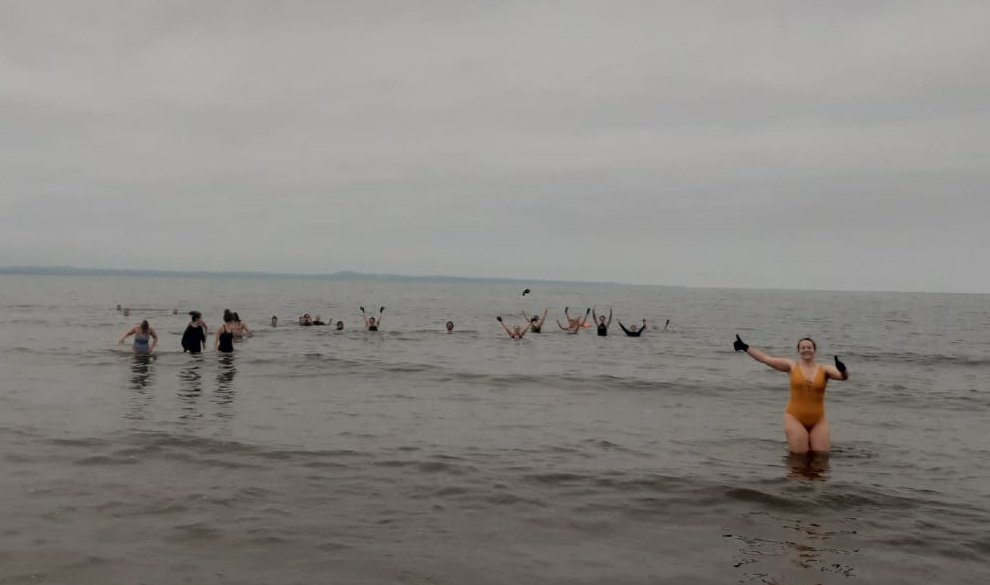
(796, 337, 816, 350)
(189, 311, 201, 319)
(530, 316, 539, 322)
(446, 321, 454, 327)
(233, 312, 240, 322)
(224, 312, 234, 323)
(140, 320, 149, 333)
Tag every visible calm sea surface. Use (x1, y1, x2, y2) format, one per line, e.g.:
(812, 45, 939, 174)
(1, 274, 988, 584)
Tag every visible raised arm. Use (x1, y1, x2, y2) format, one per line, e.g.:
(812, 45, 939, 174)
(825, 356, 849, 381)
(377, 306, 385, 326)
(578, 308, 591, 328)
(538, 308, 548, 328)
(607, 308, 613, 326)
(734, 334, 792, 372)
(496, 316, 512, 337)
(517, 322, 532, 338)
(556, 319, 569, 331)
(360, 307, 369, 327)
(618, 320, 631, 335)
(592, 308, 598, 323)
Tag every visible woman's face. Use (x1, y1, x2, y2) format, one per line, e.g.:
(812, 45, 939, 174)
(445, 321, 454, 331)
(797, 340, 816, 359)
(369, 317, 377, 325)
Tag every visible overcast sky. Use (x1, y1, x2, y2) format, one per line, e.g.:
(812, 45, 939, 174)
(1, 1, 987, 292)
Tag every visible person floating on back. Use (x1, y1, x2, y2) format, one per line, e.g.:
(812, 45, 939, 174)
(618, 319, 646, 337)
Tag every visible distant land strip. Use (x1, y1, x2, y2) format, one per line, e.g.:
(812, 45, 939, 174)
(0, 265, 629, 287)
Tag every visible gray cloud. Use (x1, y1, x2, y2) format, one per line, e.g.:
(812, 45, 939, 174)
(1, 1, 988, 291)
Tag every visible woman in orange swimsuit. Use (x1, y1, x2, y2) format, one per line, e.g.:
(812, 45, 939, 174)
(734, 335, 849, 453)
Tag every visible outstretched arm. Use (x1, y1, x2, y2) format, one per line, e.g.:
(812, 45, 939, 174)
(607, 308, 613, 326)
(578, 308, 591, 328)
(496, 317, 512, 338)
(618, 320, 631, 335)
(735, 335, 791, 372)
(518, 322, 531, 338)
(556, 319, 569, 331)
(360, 307, 369, 328)
(538, 308, 548, 328)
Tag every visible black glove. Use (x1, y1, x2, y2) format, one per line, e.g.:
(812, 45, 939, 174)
(834, 356, 847, 374)
(733, 334, 749, 352)
(360, 306, 365, 313)
(496, 316, 502, 322)
(585, 308, 591, 314)
(564, 306, 569, 314)
(379, 306, 385, 313)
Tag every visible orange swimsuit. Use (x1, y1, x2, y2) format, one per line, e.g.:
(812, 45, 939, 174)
(786, 364, 828, 428)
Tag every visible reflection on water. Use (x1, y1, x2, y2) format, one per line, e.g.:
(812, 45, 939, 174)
(178, 359, 203, 420)
(126, 354, 155, 420)
(787, 452, 830, 481)
(130, 354, 155, 390)
(215, 354, 237, 417)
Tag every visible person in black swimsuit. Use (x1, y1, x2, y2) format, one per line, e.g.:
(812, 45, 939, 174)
(215, 310, 236, 353)
(362, 306, 384, 331)
(181, 311, 208, 353)
(618, 319, 646, 337)
(592, 307, 612, 336)
(521, 309, 548, 333)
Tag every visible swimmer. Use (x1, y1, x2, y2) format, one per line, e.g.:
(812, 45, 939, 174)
(445, 320, 454, 333)
(734, 335, 849, 454)
(520, 309, 548, 333)
(299, 313, 313, 326)
(216, 311, 236, 353)
(556, 307, 591, 334)
(592, 307, 612, 336)
(271, 315, 278, 327)
(232, 312, 252, 338)
(181, 311, 208, 353)
(312, 315, 325, 326)
(335, 320, 344, 331)
(119, 320, 158, 353)
(496, 315, 530, 339)
(361, 306, 384, 331)
(618, 319, 647, 337)
(122, 307, 131, 317)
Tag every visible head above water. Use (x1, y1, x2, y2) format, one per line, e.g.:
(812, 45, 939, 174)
(368, 317, 377, 325)
(189, 310, 202, 321)
(336, 321, 344, 330)
(445, 321, 454, 331)
(797, 337, 817, 355)
(140, 320, 149, 333)
(223, 311, 234, 323)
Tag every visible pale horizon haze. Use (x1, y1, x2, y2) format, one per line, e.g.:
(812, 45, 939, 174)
(2, 1, 988, 293)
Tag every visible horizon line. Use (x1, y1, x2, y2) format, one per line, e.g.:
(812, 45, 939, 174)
(0, 264, 984, 296)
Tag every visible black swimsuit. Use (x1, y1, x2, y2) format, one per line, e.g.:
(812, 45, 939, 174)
(597, 324, 607, 336)
(181, 323, 206, 353)
(218, 326, 235, 353)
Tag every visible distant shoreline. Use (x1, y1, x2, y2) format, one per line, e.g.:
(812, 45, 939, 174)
(0, 265, 623, 287)
(0, 265, 983, 295)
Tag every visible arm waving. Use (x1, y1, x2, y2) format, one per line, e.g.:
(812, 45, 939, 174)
(735, 334, 792, 372)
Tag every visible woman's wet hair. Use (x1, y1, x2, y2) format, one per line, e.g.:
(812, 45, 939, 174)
(233, 312, 240, 322)
(140, 320, 149, 332)
(797, 337, 817, 350)
(189, 310, 201, 320)
(224, 311, 234, 323)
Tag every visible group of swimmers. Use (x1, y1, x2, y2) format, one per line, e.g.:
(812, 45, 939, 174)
(119, 306, 849, 454)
